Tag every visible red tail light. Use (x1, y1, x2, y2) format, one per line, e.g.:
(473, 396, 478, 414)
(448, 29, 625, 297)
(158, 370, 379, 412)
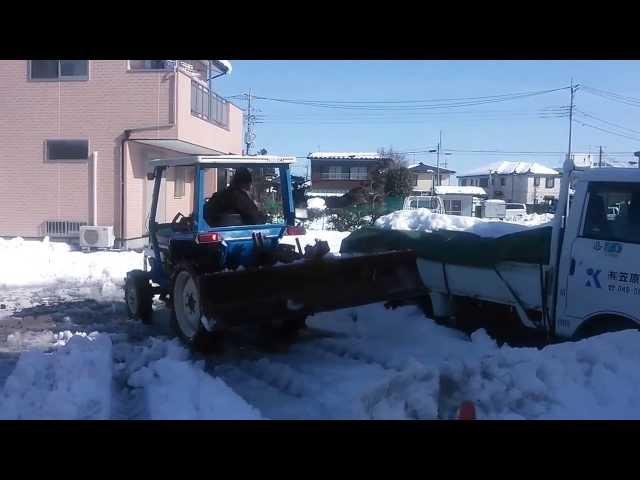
(285, 226, 306, 236)
(196, 232, 222, 244)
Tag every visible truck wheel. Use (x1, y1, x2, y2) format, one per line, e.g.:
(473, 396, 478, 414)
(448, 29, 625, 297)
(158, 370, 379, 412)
(573, 316, 639, 341)
(170, 264, 222, 353)
(124, 270, 153, 324)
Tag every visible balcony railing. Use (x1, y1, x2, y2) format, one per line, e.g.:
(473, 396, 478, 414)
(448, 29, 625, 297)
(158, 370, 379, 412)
(320, 172, 368, 180)
(191, 80, 230, 129)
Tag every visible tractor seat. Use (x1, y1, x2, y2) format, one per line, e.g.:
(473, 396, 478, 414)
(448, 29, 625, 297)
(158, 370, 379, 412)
(206, 213, 244, 227)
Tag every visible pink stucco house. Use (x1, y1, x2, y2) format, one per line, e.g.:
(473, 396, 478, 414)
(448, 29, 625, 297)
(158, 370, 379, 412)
(0, 60, 244, 248)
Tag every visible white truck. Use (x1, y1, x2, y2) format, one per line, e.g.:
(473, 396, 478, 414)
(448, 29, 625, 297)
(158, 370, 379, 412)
(504, 203, 527, 220)
(403, 195, 446, 214)
(418, 158, 640, 339)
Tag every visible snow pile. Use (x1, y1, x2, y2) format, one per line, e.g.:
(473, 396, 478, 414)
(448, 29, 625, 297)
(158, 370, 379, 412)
(0, 333, 112, 419)
(281, 230, 350, 253)
(509, 213, 554, 227)
(307, 197, 327, 211)
(120, 339, 262, 420)
(5, 330, 88, 351)
(375, 210, 534, 238)
(441, 329, 640, 419)
(0, 237, 143, 288)
(374, 210, 554, 237)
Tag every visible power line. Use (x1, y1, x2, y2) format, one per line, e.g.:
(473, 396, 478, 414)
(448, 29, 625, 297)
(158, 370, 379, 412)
(581, 85, 640, 107)
(573, 119, 640, 143)
(574, 109, 640, 136)
(252, 87, 571, 111)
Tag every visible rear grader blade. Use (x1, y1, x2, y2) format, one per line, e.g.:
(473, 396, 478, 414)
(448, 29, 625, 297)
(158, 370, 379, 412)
(199, 250, 427, 322)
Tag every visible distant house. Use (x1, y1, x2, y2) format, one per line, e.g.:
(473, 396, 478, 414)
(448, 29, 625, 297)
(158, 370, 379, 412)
(305, 152, 384, 198)
(457, 161, 561, 206)
(407, 163, 455, 194)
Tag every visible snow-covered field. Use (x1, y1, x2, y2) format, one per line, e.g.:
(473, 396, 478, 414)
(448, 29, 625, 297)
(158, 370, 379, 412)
(1, 217, 639, 420)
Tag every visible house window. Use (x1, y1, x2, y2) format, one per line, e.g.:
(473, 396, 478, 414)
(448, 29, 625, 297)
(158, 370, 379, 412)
(443, 199, 463, 216)
(350, 166, 368, 180)
(500, 177, 506, 186)
(479, 178, 489, 188)
(460, 179, 466, 186)
(174, 167, 185, 198)
(534, 177, 541, 187)
(46, 139, 89, 161)
(546, 177, 555, 188)
(30, 60, 88, 81)
(412, 174, 419, 186)
(128, 60, 173, 71)
(322, 166, 347, 180)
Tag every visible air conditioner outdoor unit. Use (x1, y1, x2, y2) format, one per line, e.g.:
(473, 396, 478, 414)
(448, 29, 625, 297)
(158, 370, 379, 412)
(79, 226, 115, 249)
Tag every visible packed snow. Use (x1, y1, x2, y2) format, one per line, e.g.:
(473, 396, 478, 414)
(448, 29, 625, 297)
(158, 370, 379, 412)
(1, 225, 640, 420)
(374, 209, 553, 237)
(307, 197, 327, 210)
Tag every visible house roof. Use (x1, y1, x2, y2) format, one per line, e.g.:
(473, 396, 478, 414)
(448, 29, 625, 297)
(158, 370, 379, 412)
(308, 152, 382, 160)
(407, 162, 456, 174)
(434, 185, 487, 196)
(149, 155, 296, 168)
(458, 161, 560, 177)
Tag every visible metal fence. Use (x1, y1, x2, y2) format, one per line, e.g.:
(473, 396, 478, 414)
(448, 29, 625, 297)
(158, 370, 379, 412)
(42, 221, 87, 238)
(191, 81, 230, 128)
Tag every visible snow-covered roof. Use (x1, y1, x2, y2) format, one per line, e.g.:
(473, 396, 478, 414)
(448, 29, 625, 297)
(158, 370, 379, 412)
(215, 60, 232, 74)
(308, 152, 381, 160)
(305, 188, 350, 198)
(434, 185, 487, 196)
(149, 155, 296, 168)
(458, 161, 560, 177)
(408, 162, 456, 174)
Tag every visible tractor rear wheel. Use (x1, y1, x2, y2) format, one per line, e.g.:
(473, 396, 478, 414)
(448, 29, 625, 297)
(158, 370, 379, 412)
(124, 270, 153, 324)
(170, 263, 223, 353)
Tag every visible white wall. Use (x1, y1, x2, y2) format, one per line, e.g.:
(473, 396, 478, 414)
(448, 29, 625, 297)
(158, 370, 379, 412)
(460, 174, 560, 204)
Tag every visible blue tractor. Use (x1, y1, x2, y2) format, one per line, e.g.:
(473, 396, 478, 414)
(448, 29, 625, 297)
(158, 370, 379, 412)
(124, 155, 424, 351)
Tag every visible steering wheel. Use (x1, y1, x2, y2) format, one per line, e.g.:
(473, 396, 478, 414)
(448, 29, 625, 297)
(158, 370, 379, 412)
(171, 212, 192, 230)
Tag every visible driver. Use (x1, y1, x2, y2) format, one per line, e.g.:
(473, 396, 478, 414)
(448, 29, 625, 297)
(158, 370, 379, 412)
(204, 167, 267, 225)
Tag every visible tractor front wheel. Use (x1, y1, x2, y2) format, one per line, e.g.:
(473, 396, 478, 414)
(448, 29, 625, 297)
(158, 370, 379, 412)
(124, 270, 153, 324)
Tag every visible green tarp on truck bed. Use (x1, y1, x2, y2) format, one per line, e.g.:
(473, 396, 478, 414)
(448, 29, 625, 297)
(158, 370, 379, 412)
(339, 226, 553, 267)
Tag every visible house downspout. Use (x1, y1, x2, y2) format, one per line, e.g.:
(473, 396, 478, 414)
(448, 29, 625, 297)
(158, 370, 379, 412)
(119, 66, 179, 247)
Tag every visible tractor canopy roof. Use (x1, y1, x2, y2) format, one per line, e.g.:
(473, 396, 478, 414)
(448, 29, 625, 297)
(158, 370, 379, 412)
(149, 155, 297, 169)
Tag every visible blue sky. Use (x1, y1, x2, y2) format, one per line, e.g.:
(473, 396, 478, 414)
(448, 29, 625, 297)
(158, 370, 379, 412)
(214, 61, 640, 178)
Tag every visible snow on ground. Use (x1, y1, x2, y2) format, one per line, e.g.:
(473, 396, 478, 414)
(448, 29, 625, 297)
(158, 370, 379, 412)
(0, 237, 143, 288)
(281, 230, 350, 254)
(0, 333, 112, 419)
(307, 197, 326, 210)
(374, 209, 553, 238)
(3, 227, 640, 419)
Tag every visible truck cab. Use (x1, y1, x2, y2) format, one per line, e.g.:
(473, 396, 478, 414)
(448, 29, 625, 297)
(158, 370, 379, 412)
(555, 168, 640, 337)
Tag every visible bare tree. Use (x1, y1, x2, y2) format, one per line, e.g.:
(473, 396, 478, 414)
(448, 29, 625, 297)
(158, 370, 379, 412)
(377, 146, 407, 168)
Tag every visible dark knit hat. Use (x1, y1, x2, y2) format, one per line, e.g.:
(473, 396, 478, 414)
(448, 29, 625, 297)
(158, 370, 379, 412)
(232, 167, 252, 186)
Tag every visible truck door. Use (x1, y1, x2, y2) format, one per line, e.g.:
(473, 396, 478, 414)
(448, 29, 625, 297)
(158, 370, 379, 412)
(564, 181, 640, 322)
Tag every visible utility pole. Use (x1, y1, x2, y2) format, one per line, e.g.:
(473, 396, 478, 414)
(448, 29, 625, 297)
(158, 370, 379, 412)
(436, 130, 441, 188)
(598, 146, 603, 168)
(244, 89, 255, 156)
(567, 80, 579, 165)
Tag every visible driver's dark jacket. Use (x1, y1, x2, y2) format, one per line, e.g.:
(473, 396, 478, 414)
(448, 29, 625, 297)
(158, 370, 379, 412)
(204, 186, 266, 225)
